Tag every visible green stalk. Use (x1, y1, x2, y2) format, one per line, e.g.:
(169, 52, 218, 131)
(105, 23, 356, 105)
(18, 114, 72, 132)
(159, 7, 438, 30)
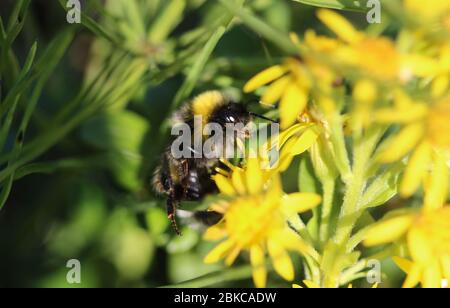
(319, 179, 335, 244)
(334, 127, 384, 245)
(321, 126, 384, 287)
(329, 114, 352, 183)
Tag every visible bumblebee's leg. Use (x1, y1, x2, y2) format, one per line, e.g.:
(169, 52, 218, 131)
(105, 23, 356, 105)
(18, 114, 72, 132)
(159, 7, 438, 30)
(194, 211, 223, 226)
(167, 195, 182, 236)
(163, 173, 182, 236)
(179, 159, 189, 179)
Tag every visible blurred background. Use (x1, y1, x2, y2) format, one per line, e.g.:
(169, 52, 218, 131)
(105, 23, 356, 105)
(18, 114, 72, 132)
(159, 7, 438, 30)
(0, 0, 403, 287)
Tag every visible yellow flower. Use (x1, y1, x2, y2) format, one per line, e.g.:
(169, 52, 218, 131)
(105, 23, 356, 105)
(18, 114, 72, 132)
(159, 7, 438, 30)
(408, 44, 450, 98)
(204, 158, 321, 288)
(293, 280, 378, 288)
(317, 9, 401, 80)
(292, 280, 320, 288)
(244, 58, 312, 130)
(376, 96, 450, 207)
(404, 0, 450, 25)
(264, 122, 322, 173)
(364, 206, 450, 288)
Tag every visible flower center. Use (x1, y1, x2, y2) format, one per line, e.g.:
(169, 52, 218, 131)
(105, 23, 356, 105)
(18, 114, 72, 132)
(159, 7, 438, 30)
(427, 102, 450, 150)
(356, 38, 400, 79)
(225, 196, 284, 248)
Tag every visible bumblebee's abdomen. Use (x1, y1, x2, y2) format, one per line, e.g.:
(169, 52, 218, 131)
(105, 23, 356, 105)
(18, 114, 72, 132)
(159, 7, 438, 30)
(153, 155, 218, 201)
(184, 167, 218, 201)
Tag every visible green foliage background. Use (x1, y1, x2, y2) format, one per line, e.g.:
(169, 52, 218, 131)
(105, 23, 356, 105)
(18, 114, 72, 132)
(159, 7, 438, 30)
(0, 0, 403, 287)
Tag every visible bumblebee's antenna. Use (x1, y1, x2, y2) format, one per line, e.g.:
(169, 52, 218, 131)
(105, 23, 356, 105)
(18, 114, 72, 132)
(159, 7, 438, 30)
(245, 98, 276, 109)
(249, 112, 279, 124)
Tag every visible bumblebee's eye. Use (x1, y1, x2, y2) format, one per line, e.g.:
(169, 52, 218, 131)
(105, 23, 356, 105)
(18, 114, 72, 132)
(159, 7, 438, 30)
(226, 115, 236, 123)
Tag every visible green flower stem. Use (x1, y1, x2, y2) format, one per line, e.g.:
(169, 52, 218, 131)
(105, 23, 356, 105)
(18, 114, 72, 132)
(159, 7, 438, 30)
(319, 179, 335, 244)
(329, 114, 352, 183)
(334, 127, 384, 245)
(321, 126, 384, 287)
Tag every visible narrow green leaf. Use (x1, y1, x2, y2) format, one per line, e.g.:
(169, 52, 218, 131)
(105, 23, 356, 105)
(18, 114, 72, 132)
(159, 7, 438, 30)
(148, 0, 186, 43)
(172, 25, 227, 108)
(292, 0, 369, 12)
(58, 0, 119, 45)
(218, 0, 298, 55)
(0, 174, 13, 210)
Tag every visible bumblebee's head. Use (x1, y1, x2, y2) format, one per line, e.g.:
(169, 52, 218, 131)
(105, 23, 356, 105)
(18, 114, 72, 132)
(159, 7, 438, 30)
(210, 103, 252, 127)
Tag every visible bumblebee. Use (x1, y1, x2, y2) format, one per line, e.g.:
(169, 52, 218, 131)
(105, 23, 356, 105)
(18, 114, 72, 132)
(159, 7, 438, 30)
(153, 91, 255, 235)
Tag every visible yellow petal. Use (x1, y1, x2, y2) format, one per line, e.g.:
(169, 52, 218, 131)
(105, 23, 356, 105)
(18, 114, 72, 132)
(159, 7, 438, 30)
(407, 228, 433, 264)
(303, 280, 321, 288)
(204, 224, 227, 241)
(276, 123, 312, 149)
(244, 65, 287, 93)
(279, 84, 308, 130)
(225, 246, 241, 266)
(267, 239, 294, 281)
(282, 193, 322, 214)
(276, 138, 297, 172)
(402, 54, 440, 77)
(422, 261, 442, 288)
(278, 228, 318, 260)
(250, 244, 267, 288)
(432, 75, 449, 98)
(442, 256, 450, 280)
(261, 76, 291, 105)
(231, 169, 247, 195)
(375, 104, 428, 123)
(292, 284, 302, 288)
(378, 123, 425, 162)
(353, 79, 377, 103)
(204, 239, 235, 264)
(393, 256, 413, 274)
(246, 158, 264, 194)
(402, 264, 422, 288)
(289, 126, 321, 156)
(317, 9, 362, 44)
(424, 153, 449, 211)
(400, 142, 432, 197)
(364, 215, 414, 246)
(213, 174, 235, 196)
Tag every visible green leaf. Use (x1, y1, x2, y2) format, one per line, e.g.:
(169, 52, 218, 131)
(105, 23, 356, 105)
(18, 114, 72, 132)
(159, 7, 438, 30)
(148, 0, 186, 43)
(219, 0, 298, 55)
(172, 25, 227, 108)
(58, 0, 120, 45)
(292, 0, 369, 12)
(361, 162, 402, 208)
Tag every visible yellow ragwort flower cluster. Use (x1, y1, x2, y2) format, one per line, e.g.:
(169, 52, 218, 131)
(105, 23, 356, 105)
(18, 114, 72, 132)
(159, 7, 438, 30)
(202, 3, 450, 288)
